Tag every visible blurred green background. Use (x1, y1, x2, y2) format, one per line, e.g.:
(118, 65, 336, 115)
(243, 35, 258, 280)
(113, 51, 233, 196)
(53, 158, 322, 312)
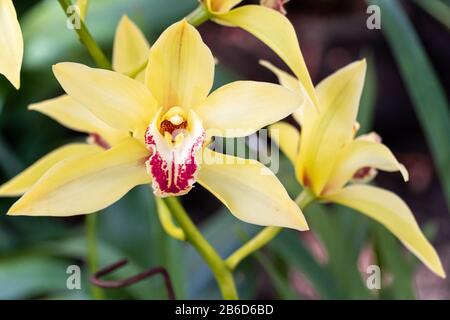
(0, 0, 449, 299)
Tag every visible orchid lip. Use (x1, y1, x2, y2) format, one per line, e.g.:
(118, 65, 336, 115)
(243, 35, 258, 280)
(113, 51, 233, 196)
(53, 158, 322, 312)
(145, 107, 205, 197)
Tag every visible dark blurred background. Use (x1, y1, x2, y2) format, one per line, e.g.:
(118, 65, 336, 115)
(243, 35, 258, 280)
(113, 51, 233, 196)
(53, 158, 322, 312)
(0, 0, 449, 299)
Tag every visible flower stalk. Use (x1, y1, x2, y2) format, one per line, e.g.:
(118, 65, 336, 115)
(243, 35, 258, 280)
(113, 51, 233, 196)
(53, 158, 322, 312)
(186, 4, 212, 27)
(163, 197, 238, 300)
(58, 0, 111, 70)
(86, 213, 104, 300)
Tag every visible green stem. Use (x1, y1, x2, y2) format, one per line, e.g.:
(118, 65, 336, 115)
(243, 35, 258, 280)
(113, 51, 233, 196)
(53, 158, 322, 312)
(156, 198, 186, 241)
(163, 197, 238, 300)
(58, 0, 111, 69)
(225, 189, 316, 271)
(186, 4, 212, 27)
(86, 214, 104, 300)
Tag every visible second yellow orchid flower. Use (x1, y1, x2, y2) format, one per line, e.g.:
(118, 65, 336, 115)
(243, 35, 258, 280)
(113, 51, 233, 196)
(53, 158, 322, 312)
(264, 59, 445, 278)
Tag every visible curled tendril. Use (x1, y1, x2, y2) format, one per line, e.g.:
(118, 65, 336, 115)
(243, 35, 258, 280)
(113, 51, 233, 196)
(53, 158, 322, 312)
(90, 259, 176, 300)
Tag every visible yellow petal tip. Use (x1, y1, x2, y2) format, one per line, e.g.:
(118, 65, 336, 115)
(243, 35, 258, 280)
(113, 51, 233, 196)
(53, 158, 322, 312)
(119, 14, 130, 23)
(10, 77, 20, 90)
(290, 203, 309, 231)
(28, 102, 39, 111)
(52, 62, 71, 75)
(6, 204, 20, 216)
(296, 221, 309, 232)
(432, 261, 446, 279)
(0, 182, 23, 197)
(399, 164, 409, 182)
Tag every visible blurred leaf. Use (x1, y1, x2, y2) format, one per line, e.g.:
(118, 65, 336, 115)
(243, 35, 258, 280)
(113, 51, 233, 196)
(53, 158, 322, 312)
(213, 64, 241, 90)
(0, 135, 23, 176)
(21, 0, 198, 69)
(253, 250, 299, 299)
(368, 0, 450, 211)
(410, 0, 450, 30)
(0, 255, 70, 299)
(270, 230, 340, 299)
(305, 204, 372, 299)
(184, 207, 260, 299)
(358, 53, 377, 134)
(370, 222, 415, 299)
(47, 290, 90, 300)
(334, 206, 370, 259)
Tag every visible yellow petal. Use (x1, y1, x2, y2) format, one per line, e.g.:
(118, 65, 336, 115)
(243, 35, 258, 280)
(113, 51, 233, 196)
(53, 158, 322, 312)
(324, 185, 445, 278)
(113, 15, 150, 75)
(268, 122, 299, 166)
(146, 20, 214, 110)
(195, 81, 303, 137)
(0, 0, 23, 89)
(259, 60, 301, 94)
(8, 138, 151, 216)
(29, 95, 127, 146)
(0, 144, 101, 197)
(299, 60, 367, 195)
(259, 60, 314, 127)
(205, 0, 243, 13)
(325, 139, 409, 194)
(53, 62, 157, 132)
(198, 149, 308, 231)
(214, 5, 318, 108)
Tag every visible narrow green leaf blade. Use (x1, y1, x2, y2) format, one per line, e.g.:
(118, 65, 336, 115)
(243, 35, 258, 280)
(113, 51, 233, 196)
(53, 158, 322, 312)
(368, 0, 450, 210)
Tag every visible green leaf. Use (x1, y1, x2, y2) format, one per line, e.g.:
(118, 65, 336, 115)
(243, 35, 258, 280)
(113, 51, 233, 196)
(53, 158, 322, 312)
(358, 53, 377, 134)
(367, 0, 450, 211)
(305, 204, 372, 299)
(269, 230, 340, 299)
(0, 256, 70, 299)
(184, 207, 260, 299)
(0, 134, 23, 177)
(253, 250, 299, 299)
(370, 222, 415, 299)
(410, 0, 450, 30)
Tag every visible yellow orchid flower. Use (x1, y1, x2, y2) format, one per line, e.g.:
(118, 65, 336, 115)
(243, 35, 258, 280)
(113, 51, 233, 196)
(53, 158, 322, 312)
(0, 15, 147, 197)
(264, 59, 446, 278)
(197, 0, 318, 109)
(1, 20, 308, 233)
(0, 0, 23, 89)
